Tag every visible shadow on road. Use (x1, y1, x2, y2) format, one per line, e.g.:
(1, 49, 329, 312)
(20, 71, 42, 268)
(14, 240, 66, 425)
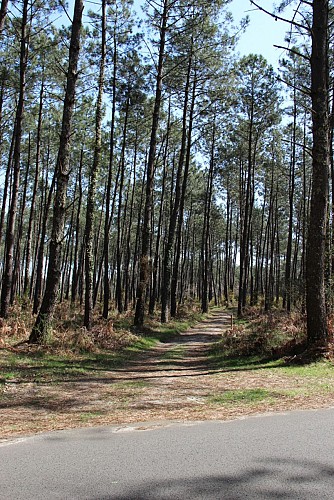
(94, 457, 334, 499)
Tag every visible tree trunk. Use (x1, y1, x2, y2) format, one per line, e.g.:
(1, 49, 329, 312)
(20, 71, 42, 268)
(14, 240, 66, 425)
(0, 0, 8, 33)
(103, 19, 118, 319)
(306, 0, 329, 345)
(71, 149, 84, 303)
(0, 0, 29, 318)
(284, 91, 297, 312)
(84, 0, 106, 329)
(134, 0, 169, 327)
(238, 103, 254, 317)
(124, 125, 138, 311)
(31, 143, 54, 312)
(201, 117, 215, 313)
(12, 133, 31, 302)
(115, 95, 129, 314)
(24, 78, 44, 295)
(29, 0, 83, 342)
(170, 68, 196, 319)
(161, 53, 192, 323)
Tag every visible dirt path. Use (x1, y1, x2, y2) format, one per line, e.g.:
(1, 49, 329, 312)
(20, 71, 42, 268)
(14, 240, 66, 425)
(115, 309, 231, 378)
(1, 310, 334, 440)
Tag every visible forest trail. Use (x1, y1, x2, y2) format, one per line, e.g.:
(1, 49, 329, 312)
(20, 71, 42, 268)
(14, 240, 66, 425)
(116, 309, 231, 379)
(0, 310, 238, 438)
(2, 309, 334, 440)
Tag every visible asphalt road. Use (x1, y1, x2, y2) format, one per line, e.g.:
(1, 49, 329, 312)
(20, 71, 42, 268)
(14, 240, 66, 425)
(1, 408, 334, 499)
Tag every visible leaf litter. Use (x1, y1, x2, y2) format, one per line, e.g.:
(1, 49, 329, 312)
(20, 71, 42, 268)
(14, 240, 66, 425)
(1, 310, 334, 442)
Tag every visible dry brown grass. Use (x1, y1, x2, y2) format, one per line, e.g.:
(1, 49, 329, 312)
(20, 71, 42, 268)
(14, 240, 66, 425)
(0, 301, 141, 356)
(217, 309, 307, 359)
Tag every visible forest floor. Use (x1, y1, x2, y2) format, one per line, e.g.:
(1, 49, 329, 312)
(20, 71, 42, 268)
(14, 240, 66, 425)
(1, 309, 334, 442)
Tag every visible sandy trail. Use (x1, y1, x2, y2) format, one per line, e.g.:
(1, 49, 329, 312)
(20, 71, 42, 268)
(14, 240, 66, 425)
(1, 310, 334, 440)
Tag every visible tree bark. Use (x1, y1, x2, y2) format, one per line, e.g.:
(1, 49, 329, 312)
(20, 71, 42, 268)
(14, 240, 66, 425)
(29, 0, 83, 342)
(84, 0, 106, 329)
(134, 0, 169, 327)
(170, 72, 196, 318)
(306, 0, 329, 345)
(71, 149, 84, 303)
(161, 52, 192, 323)
(201, 117, 215, 313)
(0, 0, 29, 318)
(24, 78, 44, 295)
(115, 96, 129, 314)
(103, 17, 118, 319)
(0, 0, 8, 33)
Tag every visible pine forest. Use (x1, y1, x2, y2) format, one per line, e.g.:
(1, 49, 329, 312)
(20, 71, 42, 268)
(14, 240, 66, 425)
(0, 0, 332, 349)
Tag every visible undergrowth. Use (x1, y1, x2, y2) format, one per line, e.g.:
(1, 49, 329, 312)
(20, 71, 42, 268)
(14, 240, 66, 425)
(213, 309, 308, 362)
(0, 299, 205, 355)
(0, 301, 206, 385)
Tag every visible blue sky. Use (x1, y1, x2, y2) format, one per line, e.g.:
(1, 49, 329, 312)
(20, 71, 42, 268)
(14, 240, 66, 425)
(229, 0, 295, 69)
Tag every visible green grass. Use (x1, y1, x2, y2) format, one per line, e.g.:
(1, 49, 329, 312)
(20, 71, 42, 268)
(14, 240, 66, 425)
(1, 371, 17, 381)
(3, 308, 334, 411)
(209, 347, 334, 377)
(209, 388, 274, 405)
(161, 346, 186, 360)
(207, 334, 334, 407)
(278, 361, 334, 377)
(208, 383, 334, 406)
(138, 311, 208, 341)
(0, 349, 130, 384)
(79, 411, 104, 422)
(125, 337, 158, 352)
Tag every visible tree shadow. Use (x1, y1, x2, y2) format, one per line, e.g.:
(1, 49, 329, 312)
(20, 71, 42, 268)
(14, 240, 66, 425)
(86, 457, 334, 499)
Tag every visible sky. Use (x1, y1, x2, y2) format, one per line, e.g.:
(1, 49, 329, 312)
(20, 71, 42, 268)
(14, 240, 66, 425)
(229, 0, 296, 70)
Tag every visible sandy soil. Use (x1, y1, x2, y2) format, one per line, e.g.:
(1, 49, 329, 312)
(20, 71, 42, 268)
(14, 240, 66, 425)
(1, 310, 334, 442)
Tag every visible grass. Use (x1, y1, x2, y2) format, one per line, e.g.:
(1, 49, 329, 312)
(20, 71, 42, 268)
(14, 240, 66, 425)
(1, 371, 17, 381)
(279, 361, 334, 377)
(205, 309, 334, 409)
(79, 411, 105, 422)
(209, 388, 274, 405)
(0, 346, 145, 384)
(137, 312, 207, 341)
(118, 380, 149, 388)
(209, 344, 334, 383)
(206, 359, 334, 409)
(209, 351, 284, 370)
(161, 346, 186, 360)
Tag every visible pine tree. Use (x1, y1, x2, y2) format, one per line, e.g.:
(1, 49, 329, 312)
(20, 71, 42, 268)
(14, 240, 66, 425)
(29, 0, 84, 343)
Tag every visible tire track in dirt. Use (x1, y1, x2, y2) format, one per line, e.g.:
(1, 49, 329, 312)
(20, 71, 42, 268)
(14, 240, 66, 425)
(103, 309, 233, 412)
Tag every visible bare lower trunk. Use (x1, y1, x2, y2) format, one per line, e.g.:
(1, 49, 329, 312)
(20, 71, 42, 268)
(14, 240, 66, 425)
(0, 0, 8, 33)
(306, 0, 329, 345)
(134, 0, 169, 327)
(29, 0, 83, 343)
(0, 0, 28, 318)
(84, 0, 106, 329)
